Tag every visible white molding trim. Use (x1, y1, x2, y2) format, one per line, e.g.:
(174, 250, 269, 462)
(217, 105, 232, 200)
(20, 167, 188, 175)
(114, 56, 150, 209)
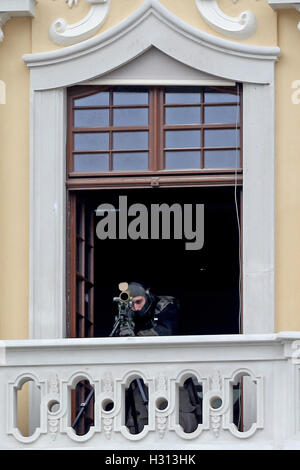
(23, 0, 280, 90)
(23, 0, 279, 338)
(242, 83, 275, 334)
(269, 1, 300, 31)
(269, 0, 300, 10)
(49, 0, 110, 46)
(29, 89, 67, 339)
(0, 0, 37, 41)
(195, 0, 257, 39)
(82, 79, 235, 86)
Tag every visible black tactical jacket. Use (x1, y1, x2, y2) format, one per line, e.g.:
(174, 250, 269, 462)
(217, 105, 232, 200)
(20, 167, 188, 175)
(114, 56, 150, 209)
(133, 295, 179, 336)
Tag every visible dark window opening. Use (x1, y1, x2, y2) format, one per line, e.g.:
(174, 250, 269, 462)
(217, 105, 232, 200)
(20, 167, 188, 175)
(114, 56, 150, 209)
(67, 186, 241, 338)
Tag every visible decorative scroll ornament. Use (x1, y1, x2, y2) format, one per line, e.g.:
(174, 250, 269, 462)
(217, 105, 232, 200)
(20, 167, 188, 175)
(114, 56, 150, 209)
(0, 13, 10, 42)
(103, 417, 113, 439)
(195, 0, 257, 39)
(47, 375, 61, 441)
(102, 373, 113, 393)
(48, 418, 59, 441)
(209, 370, 222, 391)
(156, 416, 167, 439)
(65, 0, 79, 7)
(49, 0, 110, 46)
(209, 370, 223, 438)
(48, 374, 60, 394)
(156, 374, 167, 394)
(211, 415, 221, 437)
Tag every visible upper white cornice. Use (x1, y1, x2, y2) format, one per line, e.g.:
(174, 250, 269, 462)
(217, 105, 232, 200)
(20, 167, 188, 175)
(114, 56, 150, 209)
(195, 0, 257, 39)
(269, 0, 300, 9)
(23, 0, 280, 90)
(269, 1, 300, 30)
(0, 0, 37, 41)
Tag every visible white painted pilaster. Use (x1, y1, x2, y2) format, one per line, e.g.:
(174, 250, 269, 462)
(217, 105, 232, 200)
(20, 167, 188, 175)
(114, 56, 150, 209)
(29, 89, 67, 339)
(242, 83, 275, 333)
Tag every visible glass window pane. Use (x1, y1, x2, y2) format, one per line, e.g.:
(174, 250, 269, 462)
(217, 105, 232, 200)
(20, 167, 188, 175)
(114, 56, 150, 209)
(74, 109, 109, 128)
(74, 133, 109, 151)
(74, 153, 109, 172)
(165, 151, 201, 169)
(76, 279, 82, 313)
(74, 92, 109, 107)
(205, 129, 240, 147)
(113, 152, 148, 171)
(204, 150, 240, 168)
(113, 108, 148, 126)
(165, 106, 201, 125)
(113, 131, 148, 150)
(165, 130, 201, 148)
(76, 239, 82, 272)
(204, 106, 240, 124)
(113, 91, 148, 105)
(165, 92, 201, 104)
(204, 92, 239, 103)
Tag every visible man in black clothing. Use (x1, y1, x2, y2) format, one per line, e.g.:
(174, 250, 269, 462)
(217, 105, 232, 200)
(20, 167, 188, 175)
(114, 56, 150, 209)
(116, 282, 201, 435)
(119, 281, 179, 337)
(119, 281, 180, 434)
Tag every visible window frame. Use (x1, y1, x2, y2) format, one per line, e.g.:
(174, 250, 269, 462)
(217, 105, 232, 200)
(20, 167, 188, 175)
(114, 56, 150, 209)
(24, 0, 278, 340)
(66, 84, 243, 189)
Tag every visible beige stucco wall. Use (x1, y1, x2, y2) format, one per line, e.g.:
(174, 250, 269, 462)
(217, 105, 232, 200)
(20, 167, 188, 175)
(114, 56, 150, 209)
(0, 18, 31, 436)
(275, 10, 300, 331)
(0, 1, 300, 343)
(0, 18, 30, 341)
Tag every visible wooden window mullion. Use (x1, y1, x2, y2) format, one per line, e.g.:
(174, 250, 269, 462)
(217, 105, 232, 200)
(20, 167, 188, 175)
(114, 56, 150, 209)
(68, 193, 77, 338)
(109, 89, 113, 171)
(148, 88, 155, 171)
(79, 204, 85, 337)
(158, 88, 164, 170)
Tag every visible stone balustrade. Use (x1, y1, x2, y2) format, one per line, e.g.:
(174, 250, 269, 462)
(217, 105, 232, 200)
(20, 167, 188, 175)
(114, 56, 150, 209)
(1, 333, 300, 449)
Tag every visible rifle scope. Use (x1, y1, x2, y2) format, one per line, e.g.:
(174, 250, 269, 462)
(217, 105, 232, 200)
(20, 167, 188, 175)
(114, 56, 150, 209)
(120, 291, 130, 302)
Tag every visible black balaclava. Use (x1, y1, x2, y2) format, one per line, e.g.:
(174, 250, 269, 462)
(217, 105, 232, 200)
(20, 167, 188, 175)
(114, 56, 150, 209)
(128, 281, 154, 320)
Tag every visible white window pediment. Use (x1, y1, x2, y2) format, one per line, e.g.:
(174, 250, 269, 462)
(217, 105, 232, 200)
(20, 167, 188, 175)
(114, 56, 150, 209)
(23, 0, 280, 338)
(82, 46, 235, 87)
(23, 0, 279, 90)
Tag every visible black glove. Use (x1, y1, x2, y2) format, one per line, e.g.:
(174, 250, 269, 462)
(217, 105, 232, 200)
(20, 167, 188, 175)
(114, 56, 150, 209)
(119, 323, 135, 337)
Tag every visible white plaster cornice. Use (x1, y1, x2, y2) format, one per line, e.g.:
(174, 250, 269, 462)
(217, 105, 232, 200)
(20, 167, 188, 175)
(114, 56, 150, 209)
(195, 0, 257, 39)
(23, 0, 280, 90)
(269, 0, 300, 10)
(49, 0, 110, 46)
(0, 0, 37, 41)
(269, 1, 300, 31)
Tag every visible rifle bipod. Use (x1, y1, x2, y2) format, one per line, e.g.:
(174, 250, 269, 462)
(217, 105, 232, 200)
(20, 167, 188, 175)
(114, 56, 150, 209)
(126, 378, 148, 435)
(71, 379, 148, 433)
(71, 388, 94, 430)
